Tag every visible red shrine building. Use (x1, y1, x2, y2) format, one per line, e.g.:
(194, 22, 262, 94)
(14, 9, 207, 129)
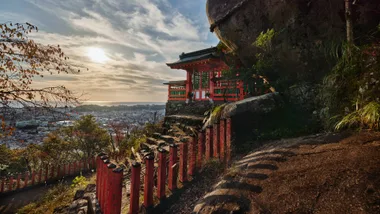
(165, 47, 247, 102)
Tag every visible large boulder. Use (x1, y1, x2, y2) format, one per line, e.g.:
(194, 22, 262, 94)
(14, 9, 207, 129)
(207, 0, 380, 77)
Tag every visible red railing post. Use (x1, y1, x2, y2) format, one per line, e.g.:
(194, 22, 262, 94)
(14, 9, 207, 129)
(31, 171, 36, 186)
(105, 163, 116, 214)
(144, 154, 155, 210)
(157, 148, 167, 201)
(96, 153, 106, 200)
(24, 172, 29, 188)
(197, 132, 204, 169)
(129, 161, 141, 214)
(57, 165, 61, 179)
(168, 144, 178, 191)
(205, 127, 212, 161)
(98, 155, 108, 205)
(189, 136, 197, 176)
(44, 165, 49, 182)
(109, 167, 123, 214)
(68, 163, 72, 176)
(9, 176, 14, 191)
(226, 118, 232, 166)
(220, 119, 226, 162)
(213, 123, 220, 159)
(100, 157, 110, 211)
(38, 168, 42, 183)
(179, 143, 188, 183)
(0, 178, 4, 193)
(16, 173, 21, 189)
(50, 165, 55, 180)
(73, 162, 77, 175)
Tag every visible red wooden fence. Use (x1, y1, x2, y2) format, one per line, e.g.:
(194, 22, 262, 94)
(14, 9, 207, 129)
(0, 158, 96, 195)
(95, 117, 233, 214)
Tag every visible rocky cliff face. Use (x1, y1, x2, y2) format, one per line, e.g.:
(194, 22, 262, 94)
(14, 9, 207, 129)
(207, 0, 380, 78)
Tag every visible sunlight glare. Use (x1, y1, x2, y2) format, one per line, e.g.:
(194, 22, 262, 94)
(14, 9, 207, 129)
(87, 47, 109, 63)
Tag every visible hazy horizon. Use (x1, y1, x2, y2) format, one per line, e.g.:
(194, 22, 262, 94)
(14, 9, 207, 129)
(0, 0, 218, 102)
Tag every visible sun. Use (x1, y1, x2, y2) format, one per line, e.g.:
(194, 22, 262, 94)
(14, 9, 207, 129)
(87, 47, 109, 63)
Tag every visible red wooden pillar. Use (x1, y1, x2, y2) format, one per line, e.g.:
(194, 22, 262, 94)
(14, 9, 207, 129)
(100, 156, 110, 210)
(144, 154, 155, 210)
(213, 123, 220, 159)
(8, 176, 13, 191)
(109, 167, 123, 214)
(185, 70, 193, 99)
(205, 127, 212, 161)
(129, 161, 141, 214)
(209, 71, 215, 99)
(226, 118, 232, 165)
(16, 174, 21, 189)
(50, 165, 55, 179)
(57, 165, 61, 179)
(24, 172, 29, 188)
(31, 171, 36, 186)
(189, 136, 196, 176)
(73, 162, 77, 175)
(239, 81, 244, 100)
(179, 143, 188, 183)
(157, 148, 167, 201)
(105, 163, 116, 214)
(44, 165, 49, 182)
(38, 168, 42, 183)
(220, 119, 226, 162)
(0, 178, 4, 193)
(168, 144, 178, 191)
(197, 132, 204, 169)
(96, 153, 105, 199)
(98, 155, 108, 205)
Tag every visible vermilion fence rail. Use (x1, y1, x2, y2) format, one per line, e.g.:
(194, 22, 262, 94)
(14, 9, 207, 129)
(96, 117, 233, 214)
(0, 157, 96, 195)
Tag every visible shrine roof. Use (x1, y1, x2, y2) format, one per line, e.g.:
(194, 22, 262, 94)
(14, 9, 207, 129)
(163, 80, 186, 85)
(166, 47, 219, 67)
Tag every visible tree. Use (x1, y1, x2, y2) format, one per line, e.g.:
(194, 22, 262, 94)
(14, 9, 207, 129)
(42, 132, 73, 164)
(61, 115, 111, 158)
(0, 22, 81, 114)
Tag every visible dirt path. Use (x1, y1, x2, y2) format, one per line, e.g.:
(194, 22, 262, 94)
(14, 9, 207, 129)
(0, 184, 54, 214)
(193, 131, 380, 214)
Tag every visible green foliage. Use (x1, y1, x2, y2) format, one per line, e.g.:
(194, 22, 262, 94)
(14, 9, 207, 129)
(320, 42, 380, 130)
(71, 175, 87, 188)
(253, 29, 277, 51)
(336, 102, 380, 130)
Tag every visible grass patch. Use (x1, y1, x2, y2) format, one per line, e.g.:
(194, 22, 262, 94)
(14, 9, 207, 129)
(18, 175, 94, 214)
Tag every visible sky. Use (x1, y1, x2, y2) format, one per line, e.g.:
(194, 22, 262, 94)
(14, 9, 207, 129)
(0, 0, 219, 102)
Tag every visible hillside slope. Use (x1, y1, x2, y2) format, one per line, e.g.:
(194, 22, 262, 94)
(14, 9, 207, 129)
(193, 132, 380, 214)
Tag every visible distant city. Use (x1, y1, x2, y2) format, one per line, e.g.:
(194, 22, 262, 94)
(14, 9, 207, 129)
(0, 103, 166, 149)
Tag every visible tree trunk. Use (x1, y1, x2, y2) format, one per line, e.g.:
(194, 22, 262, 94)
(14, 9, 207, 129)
(345, 0, 354, 53)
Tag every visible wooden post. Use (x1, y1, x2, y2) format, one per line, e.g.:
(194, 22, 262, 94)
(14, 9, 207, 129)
(179, 143, 188, 183)
(157, 148, 167, 201)
(96, 153, 106, 200)
(73, 162, 77, 175)
(205, 127, 212, 161)
(98, 155, 108, 207)
(226, 118, 232, 166)
(44, 165, 49, 182)
(9, 176, 13, 191)
(197, 132, 204, 169)
(189, 136, 196, 176)
(144, 154, 155, 210)
(129, 161, 141, 214)
(0, 178, 4, 193)
(24, 172, 29, 188)
(109, 167, 123, 214)
(57, 165, 61, 179)
(168, 144, 178, 191)
(31, 171, 36, 186)
(16, 174, 21, 189)
(68, 163, 72, 176)
(50, 165, 55, 180)
(220, 119, 226, 162)
(105, 163, 116, 214)
(101, 158, 110, 211)
(38, 168, 42, 183)
(213, 123, 220, 159)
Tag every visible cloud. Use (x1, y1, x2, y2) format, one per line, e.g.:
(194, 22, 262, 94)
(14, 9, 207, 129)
(3, 0, 219, 102)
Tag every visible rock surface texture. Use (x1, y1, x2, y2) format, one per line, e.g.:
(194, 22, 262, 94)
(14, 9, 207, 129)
(206, 0, 380, 74)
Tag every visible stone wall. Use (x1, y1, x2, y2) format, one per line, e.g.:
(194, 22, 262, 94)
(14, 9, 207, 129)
(165, 101, 214, 116)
